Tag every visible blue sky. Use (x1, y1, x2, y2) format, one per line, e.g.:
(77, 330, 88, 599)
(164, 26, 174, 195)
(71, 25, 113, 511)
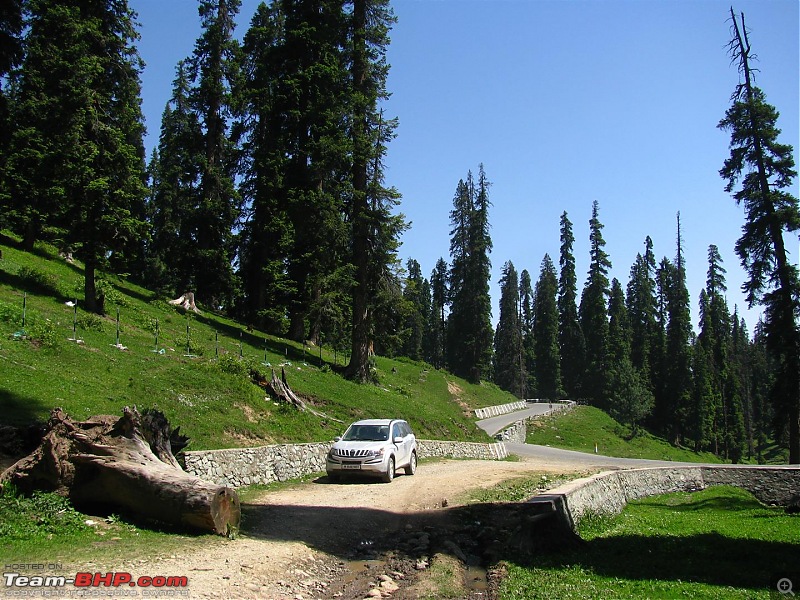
(131, 0, 799, 334)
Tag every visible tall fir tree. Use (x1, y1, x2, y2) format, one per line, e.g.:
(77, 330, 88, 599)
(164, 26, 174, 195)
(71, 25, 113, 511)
(519, 268, 536, 397)
(447, 165, 493, 383)
(401, 258, 428, 361)
(235, 1, 295, 333)
(607, 277, 630, 367)
(423, 258, 448, 368)
(533, 254, 562, 399)
(749, 319, 776, 462)
(558, 211, 585, 399)
(662, 213, 693, 444)
(145, 61, 205, 296)
(626, 236, 658, 386)
(718, 8, 800, 462)
(187, 0, 242, 310)
(608, 276, 652, 433)
(579, 200, 611, 405)
(5, 0, 147, 313)
(345, 0, 406, 381)
(493, 261, 525, 397)
(694, 245, 733, 454)
(0, 0, 24, 217)
(651, 256, 672, 431)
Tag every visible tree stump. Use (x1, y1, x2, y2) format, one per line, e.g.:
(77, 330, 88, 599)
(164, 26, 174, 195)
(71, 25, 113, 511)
(0, 407, 239, 537)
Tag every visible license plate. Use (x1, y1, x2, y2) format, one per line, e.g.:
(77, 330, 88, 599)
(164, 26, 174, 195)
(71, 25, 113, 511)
(342, 464, 361, 470)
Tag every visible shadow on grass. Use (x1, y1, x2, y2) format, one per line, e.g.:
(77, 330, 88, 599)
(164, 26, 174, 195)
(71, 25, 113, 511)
(538, 531, 799, 591)
(0, 388, 50, 455)
(0, 388, 50, 428)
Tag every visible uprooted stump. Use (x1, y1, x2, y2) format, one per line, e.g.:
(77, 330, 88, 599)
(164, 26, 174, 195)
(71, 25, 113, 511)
(0, 407, 240, 537)
(252, 367, 343, 424)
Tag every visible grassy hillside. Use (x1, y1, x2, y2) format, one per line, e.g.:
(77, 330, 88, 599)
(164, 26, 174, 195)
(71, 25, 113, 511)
(527, 405, 724, 463)
(0, 233, 515, 450)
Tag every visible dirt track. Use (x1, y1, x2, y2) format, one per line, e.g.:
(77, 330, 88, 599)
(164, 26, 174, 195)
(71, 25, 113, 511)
(122, 458, 585, 600)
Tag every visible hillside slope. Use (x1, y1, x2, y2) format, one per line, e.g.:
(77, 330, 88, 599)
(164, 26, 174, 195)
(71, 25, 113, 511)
(0, 233, 515, 450)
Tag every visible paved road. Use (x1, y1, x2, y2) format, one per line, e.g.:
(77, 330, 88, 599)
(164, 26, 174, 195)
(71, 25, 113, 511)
(476, 403, 555, 437)
(477, 404, 702, 469)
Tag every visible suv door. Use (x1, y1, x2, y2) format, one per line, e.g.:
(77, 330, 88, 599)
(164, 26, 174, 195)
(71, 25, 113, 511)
(392, 421, 408, 467)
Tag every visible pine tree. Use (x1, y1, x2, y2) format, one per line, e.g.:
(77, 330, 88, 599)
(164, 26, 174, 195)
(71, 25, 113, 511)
(749, 319, 776, 462)
(186, 0, 242, 311)
(626, 237, 658, 384)
(534, 254, 562, 399)
(447, 166, 493, 383)
(145, 61, 205, 296)
(345, 0, 406, 381)
(235, 1, 295, 333)
(6, 0, 147, 313)
(519, 268, 536, 397)
(718, 8, 800, 462)
(651, 257, 672, 431)
(558, 211, 585, 399)
(694, 245, 732, 454)
(725, 314, 747, 462)
(493, 261, 525, 397)
(424, 258, 448, 368)
(401, 258, 427, 361)
(662, 214, 693, 444)
(607, 277, 630, 367)
(579, 200, 611, 406)
(0, 0, 24, 219)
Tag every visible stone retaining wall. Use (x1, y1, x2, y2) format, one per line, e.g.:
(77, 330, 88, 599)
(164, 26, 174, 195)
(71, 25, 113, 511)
(183, 439, 508, 487)
(496, 420, 527, 444)
(417, 440, 508, 461)
(531, 466, 800, 531)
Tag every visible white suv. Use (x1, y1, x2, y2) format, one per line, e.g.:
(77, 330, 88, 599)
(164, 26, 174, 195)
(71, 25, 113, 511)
(326, 419, 418, 483)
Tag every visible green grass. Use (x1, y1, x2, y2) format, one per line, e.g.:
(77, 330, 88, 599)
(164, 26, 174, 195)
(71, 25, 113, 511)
(0, 232, 513, 450)
(527, 405, 723, 463)
(500, 485, 800, 599)
(0, 485, 215, 565)
(461, 471, 596, 504)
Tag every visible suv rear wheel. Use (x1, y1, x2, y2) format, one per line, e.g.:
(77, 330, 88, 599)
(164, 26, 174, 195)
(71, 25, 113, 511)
(404, 451, 417, 476)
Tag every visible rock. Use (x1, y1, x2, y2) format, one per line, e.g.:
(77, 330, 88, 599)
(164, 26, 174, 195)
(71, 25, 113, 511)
(415, 560, 428, 571)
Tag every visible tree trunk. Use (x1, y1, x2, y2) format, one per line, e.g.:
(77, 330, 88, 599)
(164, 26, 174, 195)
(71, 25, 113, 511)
(731, 9, 800, 463)
(0, 408, 240, 537)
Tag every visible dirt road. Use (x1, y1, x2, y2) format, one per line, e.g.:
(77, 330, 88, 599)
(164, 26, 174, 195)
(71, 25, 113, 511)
(117, 458, 585, 600)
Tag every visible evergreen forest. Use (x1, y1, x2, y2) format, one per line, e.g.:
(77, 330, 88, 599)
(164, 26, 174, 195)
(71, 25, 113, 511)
(0, 2, 797, 463)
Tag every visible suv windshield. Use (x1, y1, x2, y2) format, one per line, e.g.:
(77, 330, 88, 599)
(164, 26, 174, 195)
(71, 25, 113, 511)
(342, 424, 390, 442)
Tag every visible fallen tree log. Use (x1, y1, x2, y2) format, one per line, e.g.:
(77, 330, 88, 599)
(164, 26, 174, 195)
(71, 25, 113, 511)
(0, 407, 239, 537)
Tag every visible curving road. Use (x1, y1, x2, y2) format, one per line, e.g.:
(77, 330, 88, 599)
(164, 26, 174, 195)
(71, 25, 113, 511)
(477, 403, 703, 469)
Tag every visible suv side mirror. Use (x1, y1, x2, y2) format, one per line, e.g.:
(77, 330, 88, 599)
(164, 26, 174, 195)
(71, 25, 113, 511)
(333, 436, 341, 442)
(393, 436, 404, 444)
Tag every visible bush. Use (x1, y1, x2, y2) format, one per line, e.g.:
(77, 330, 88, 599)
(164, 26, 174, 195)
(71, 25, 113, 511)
(217, 353, 249, 377)
(0, 486, 88, 539)
(77, 312, 105, 332)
